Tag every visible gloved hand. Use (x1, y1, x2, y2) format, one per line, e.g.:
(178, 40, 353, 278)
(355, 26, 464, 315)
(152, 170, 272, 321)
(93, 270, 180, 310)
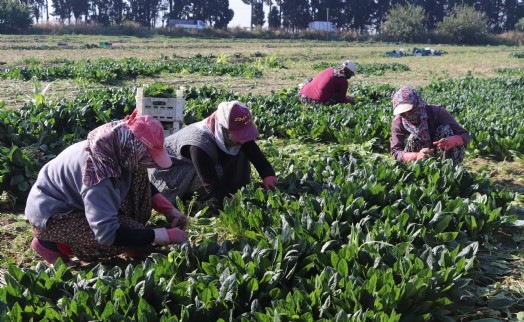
(166, 228, 187, 244)
(152, 193, 176, 214)
(433, 135, 463, 151)
(153, 228, 187, 245)
(262, 176, 278, 191)
(165, 208, 188, 230)
(347, 96, 356, 105)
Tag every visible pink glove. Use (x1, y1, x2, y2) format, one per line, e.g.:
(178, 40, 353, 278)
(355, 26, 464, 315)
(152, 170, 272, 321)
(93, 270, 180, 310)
(433, 135, 463, 151)
(153, 228, 187, 245)
(166, 228, 187, 244)
(262, 176, 278, 191)
(152, 193, 188, 230)
(152, 193, 175, 214)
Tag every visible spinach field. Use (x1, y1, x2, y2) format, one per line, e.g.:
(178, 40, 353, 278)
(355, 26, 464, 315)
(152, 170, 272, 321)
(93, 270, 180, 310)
(0, 36, 522, 321)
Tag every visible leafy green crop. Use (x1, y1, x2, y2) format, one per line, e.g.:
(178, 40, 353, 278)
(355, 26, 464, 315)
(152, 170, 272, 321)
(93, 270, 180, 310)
(311, 62, 410, 76)
(0, 149, 514, 320)
(0, 55, 263, 84)
(2, 76, 523, 202)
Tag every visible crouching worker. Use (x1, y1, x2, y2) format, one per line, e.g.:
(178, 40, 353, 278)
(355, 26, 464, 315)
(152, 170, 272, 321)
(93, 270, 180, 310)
(149, 101, 277, 209)
(298, 60, 357, 105)
(25, 113, 188, 265)
(390, 86, 470, 164)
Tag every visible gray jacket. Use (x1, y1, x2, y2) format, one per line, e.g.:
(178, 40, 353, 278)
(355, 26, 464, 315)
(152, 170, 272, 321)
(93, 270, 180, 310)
(149, 122, 219, 201)
(24, 141, 132, 245)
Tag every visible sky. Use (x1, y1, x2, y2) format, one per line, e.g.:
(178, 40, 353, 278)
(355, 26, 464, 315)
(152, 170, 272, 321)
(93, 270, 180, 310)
(228, 0, 269, 28)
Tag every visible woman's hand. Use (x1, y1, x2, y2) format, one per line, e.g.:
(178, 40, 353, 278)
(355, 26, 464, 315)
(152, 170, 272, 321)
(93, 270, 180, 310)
(165, 208, 188, 231)
(433, 135, 463, 151)
(262, 176, 278, 191)
(153, 228, 187, 245)
(417, 148, 434, 159)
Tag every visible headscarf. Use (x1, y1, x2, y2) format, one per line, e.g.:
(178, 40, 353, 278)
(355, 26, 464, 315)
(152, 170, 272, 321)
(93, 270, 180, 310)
(392, 86, 431, 148)
(83, 116, 152, 187)
(203, 111, 242, 155)
(333, 66, 353, 78)
(333, 63, 355, 79)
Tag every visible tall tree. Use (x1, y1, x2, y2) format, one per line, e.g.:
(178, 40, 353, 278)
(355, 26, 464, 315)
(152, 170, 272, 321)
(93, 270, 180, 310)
(110, 0, 127, 24)
(206, 0, 233, 28)
(476, 0, 503, 32)
(70, 0, 88, 21)
(270, 0, 283, 28)
(90, 0, 112, 26)
(412, 0, 448, 30)
(127, 0, 162, 27)
(342, 0, 376, 32)
(21, 0, 46, 23)
(51, 0, 71, 22)
(0, 0, 33, 32)
(252, 1, 265, 26)
(310, 0, 344, 27)
(268, 4, 280, 28)
(503, 0, 524, 31)
(241, 0, 264, 28)
(372, 0, 403, 32)
(165, 0, 192, 19)
(281, 0, 310, 31)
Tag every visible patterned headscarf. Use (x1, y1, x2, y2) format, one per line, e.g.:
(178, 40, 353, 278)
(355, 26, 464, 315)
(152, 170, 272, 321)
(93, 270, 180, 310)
(392, 86, 431, 148)
(83, 117, 152, 187)
(333, 65, 353, 78)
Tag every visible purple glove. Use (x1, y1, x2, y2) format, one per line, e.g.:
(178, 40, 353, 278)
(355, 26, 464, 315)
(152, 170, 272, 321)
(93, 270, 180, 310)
(262, 176, 278, 191)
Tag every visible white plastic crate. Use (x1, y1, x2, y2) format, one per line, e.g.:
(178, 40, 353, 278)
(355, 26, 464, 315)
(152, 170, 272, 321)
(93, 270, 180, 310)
(136, 87, 185, 137)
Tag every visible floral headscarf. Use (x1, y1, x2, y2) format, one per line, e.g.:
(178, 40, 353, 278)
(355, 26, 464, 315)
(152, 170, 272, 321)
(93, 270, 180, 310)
(333, 65, 353, 78)
(83, 116, 152, 187)
(392, 86, 431, 148)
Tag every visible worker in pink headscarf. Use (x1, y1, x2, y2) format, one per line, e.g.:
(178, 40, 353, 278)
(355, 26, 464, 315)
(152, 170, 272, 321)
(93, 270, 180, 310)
(25, 112, 188, 265)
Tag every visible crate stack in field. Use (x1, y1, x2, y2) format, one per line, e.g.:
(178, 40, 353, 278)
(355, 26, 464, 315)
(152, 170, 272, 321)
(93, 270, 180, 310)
(136, 87, 185, 137)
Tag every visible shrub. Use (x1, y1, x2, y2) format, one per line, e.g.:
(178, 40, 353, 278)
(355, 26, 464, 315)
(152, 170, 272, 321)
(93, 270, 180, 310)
(380, 3, 427, 43)
(496, 31, 524, 46)
(516, 17, 524, 32)
(436, 5, 490, 44)
(0, 0, 32, 33)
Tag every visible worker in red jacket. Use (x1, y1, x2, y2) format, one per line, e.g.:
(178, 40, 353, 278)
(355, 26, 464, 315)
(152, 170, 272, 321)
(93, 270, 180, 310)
(298, 60, 357, 105)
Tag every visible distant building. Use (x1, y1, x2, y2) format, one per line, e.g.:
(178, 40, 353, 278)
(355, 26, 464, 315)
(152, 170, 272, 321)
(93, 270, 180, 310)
(308, 21, 336, 32)
(167, 19, 206, 29)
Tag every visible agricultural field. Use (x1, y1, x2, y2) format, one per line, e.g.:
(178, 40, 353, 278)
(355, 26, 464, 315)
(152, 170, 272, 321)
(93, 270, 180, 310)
(0, 34, 523, 321)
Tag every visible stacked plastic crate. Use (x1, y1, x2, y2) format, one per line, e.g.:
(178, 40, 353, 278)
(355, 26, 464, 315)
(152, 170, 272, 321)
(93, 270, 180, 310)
(135, 86, 185, 137)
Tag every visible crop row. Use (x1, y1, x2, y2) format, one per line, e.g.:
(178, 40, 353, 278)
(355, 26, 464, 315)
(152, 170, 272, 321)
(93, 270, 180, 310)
(0, 55, 263, 84)
(1, 76, 523, 202)
(311, 62, 410, 76)
(1, 56, 411, 86)
(0, 146, 514, 320)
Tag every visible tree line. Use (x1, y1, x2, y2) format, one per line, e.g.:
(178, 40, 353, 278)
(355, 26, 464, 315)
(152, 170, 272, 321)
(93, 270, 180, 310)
(1, 0, 523, 33)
